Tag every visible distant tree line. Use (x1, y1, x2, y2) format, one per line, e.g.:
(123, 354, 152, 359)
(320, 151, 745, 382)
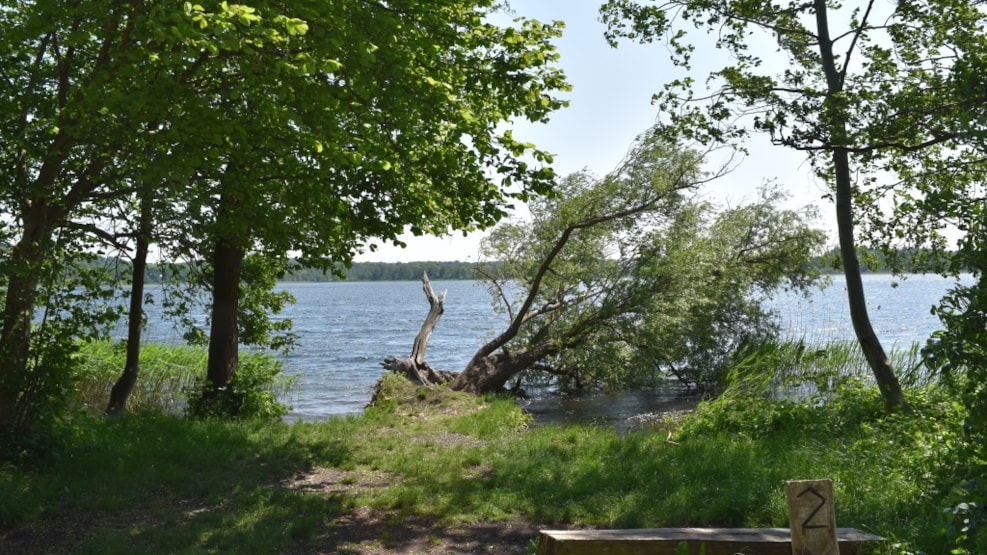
(809, 248, 970, 274)
(40, 243, 973, 285)
(86, 259, 481, 284)
(87, 249, 964, 286)
(284, 260, 480, 282)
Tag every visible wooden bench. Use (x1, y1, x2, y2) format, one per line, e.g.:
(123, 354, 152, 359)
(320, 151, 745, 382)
(536, 527, 883, 555)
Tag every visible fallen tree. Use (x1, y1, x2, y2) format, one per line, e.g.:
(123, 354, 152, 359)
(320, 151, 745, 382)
(383, 133, 826, 395)
(451, 134, 826, 394)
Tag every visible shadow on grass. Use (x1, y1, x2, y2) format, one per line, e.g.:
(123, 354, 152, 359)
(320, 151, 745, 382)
(306, 508, 538, 555)
(1, 415, 353, 555)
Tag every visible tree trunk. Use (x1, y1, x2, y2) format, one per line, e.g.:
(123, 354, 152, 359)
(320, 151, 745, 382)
(106, 196, 153, 416)
(450, 342, 557, 394)
(206, 238, 244, 395)
(0, 205, 59, 434)
(814, 0, 906, 411)
(833, 153, 906, 411)
(0, 259, 43, 434)
(201, 174, 249, 404)
(381, 273, 453, 385)
(411, 274, 444, 368)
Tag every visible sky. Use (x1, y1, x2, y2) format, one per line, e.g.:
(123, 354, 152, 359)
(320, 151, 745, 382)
(356, 0, 833, 263)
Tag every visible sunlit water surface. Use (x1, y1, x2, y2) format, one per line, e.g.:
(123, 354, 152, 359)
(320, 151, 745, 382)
(137, 273, 969, 426)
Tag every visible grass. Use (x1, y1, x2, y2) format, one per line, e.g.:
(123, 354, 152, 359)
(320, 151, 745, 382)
(71, 340, 293, 416)
(0, 347, 973, 554)
(73, 341, 206, 414)
(725, 337, 933, 399)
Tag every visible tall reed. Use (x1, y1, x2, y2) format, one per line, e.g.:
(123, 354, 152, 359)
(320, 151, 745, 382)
(72, 340, 294, 416)
(724, 337, 933, 400)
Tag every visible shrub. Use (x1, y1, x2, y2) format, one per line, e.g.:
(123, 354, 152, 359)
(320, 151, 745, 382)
(185, 352, 293, 421)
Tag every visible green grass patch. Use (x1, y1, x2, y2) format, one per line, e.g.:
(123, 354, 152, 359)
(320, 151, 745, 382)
(0, 370, 973, 554)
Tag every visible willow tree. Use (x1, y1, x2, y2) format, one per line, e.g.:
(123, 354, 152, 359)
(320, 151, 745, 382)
(449, 132, 825, 394)
(601, 0, 911, 410)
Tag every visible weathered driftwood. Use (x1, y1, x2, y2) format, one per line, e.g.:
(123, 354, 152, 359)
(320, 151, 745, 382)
(380, 273, 455, 385)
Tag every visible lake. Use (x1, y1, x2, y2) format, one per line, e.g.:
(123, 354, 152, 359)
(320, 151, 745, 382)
(140, 273, 969, 422)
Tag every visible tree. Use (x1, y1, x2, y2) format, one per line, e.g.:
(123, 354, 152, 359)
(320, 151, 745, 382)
(448, 132, 825, 394)
(381, 273, 456, 386)
(600, 0, 912, 410)
(601, 3, 987, 541)
(836, 2, 987, 547)
(846, 0, 987, 276)
(104, 190, 153, 417)
(160, 1, 570, 411)
(1, 1, 569, 435)
(0, 2, 186, 439)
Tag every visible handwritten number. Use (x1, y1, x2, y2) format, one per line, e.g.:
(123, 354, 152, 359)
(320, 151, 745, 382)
(797, 486, 828, 529)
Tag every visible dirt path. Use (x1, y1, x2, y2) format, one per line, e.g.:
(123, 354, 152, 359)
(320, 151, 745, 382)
(300, 508, 539, 554)
(282, 467, 540, 554)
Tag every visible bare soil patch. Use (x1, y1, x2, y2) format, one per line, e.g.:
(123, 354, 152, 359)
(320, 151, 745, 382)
(282, 466, 537, 554)
(297, 507, 539, 555)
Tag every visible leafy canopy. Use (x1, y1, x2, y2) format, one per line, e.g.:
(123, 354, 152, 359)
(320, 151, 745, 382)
(0, 0, 570, 440)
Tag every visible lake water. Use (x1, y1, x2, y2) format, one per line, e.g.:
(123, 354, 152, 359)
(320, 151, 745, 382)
(140, 273, 970, 423)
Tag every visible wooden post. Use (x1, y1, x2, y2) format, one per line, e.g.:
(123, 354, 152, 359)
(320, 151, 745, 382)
(786, 479, 839, 555)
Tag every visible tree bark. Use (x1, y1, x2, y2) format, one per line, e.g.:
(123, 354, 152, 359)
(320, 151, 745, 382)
(206, 237, 244, 395)
(450, 342, 558, 394)
(106, 196, 153, 416)
(200, 174, 248, 405)
(0, 250, 45, 434)
(381, 273, 452, 385)
(0, 201, 63, 434)
(814, 0, 907, 411)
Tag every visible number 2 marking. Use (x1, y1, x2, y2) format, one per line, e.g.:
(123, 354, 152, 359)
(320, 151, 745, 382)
(797, 486, 828, 529)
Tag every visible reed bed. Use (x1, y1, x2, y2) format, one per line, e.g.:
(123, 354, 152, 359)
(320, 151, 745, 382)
(724, 337, 933, 400)
(71, 340, 293, 416)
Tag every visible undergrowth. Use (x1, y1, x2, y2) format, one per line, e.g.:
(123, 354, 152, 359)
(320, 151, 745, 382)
(72, 339, 294, 419)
